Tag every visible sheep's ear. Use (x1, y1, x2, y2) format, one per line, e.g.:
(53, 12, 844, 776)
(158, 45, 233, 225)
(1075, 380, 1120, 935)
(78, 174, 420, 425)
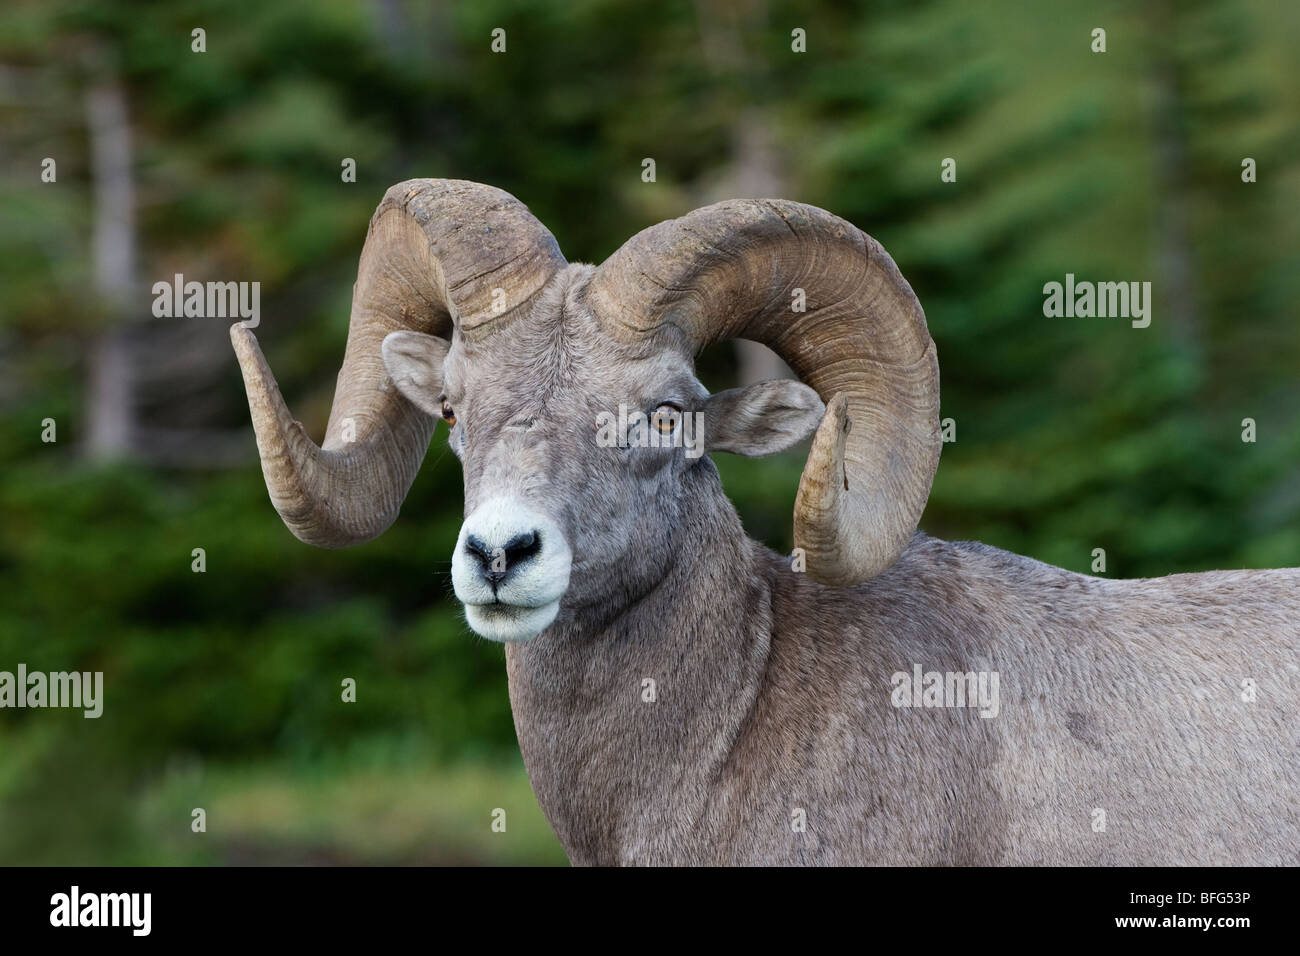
(382, 331, 450, 417)
(702, 380, 826, 457)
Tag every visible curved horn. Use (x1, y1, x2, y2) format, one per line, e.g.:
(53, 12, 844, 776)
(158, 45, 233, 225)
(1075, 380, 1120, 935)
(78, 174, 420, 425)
(232, 179, 566, 546)
(586, 198, 939, 586)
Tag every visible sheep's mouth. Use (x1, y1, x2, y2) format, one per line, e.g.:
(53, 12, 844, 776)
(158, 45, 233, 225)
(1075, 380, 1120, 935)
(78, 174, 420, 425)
(463, 598, 561, 643)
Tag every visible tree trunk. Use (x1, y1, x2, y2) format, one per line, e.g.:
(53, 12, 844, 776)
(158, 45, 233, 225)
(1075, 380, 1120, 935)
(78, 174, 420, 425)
(1145, 0, 1204, 369)
(83, 71, 137, 460)
(694, 0, 793, 385)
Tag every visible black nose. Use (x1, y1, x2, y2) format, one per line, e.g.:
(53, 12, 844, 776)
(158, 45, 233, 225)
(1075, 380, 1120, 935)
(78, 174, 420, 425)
(465, 531, 542, 585)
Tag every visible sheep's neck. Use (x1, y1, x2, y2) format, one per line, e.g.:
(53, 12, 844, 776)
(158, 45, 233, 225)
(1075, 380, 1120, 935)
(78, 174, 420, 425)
(504, 470, 770, 865)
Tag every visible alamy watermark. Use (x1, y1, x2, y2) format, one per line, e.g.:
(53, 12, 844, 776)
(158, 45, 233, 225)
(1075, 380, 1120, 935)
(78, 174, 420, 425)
(152, 273, 259, 328)
(50, 886, 150, 936)
(1043, 273, 1151, 328)
(0, 664, 102, 718)
(890, 664, 1000, 719)
(595, 404, 704, 459)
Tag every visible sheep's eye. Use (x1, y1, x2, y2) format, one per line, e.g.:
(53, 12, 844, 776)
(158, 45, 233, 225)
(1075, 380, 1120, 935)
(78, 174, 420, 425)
(652, 403, 681, 434)
(441, 400, 456, 427)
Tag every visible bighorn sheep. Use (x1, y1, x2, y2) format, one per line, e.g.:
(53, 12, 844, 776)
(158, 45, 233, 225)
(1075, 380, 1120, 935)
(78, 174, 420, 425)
(232, 179, 1300, 865)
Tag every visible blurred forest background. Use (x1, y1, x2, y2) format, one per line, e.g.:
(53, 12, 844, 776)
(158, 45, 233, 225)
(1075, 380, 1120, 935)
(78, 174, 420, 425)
(1, 0, 1297, 864)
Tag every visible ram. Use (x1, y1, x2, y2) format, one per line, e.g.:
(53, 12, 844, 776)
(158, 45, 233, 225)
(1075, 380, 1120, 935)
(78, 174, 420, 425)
(232, 179, 1299, 866)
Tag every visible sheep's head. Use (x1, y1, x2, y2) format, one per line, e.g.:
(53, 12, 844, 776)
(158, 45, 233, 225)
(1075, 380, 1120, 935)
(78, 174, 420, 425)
(232, 179, 940, 643)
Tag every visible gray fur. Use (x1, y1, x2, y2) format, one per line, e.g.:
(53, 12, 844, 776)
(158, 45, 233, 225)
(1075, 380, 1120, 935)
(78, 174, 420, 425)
(384, 264, 1300, 866)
